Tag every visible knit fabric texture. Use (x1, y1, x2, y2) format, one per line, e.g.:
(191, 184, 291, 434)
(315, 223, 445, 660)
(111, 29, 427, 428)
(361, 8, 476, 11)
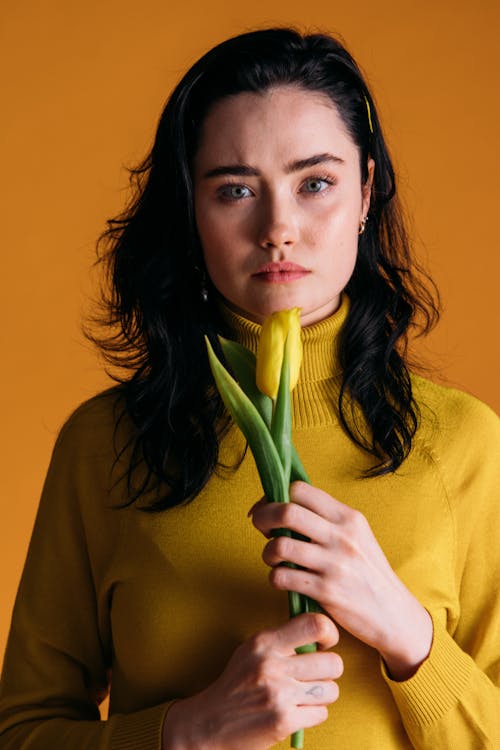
(1, 296, 499, 748)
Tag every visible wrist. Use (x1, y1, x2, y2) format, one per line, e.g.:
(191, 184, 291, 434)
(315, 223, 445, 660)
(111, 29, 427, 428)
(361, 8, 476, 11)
(380, 607, 433, 682)
(162, 700, 195, 750)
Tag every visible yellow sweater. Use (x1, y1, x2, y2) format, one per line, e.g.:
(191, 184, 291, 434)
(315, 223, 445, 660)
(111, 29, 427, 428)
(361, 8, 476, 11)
(1, 297, 499, 749)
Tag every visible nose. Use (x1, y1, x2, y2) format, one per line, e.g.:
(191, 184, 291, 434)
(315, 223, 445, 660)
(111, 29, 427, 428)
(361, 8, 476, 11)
(258, 195, 298, 253)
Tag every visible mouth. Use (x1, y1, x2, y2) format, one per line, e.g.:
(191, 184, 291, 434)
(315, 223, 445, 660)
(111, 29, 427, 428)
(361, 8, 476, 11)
(252, 262, 310, 284)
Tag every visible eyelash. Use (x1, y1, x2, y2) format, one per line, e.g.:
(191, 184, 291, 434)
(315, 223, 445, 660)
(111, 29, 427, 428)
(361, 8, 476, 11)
(217, 174, 337, 202)
(301, 175, 336, 194)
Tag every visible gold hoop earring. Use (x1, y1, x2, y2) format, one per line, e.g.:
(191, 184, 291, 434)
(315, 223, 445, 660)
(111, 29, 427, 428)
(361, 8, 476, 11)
(358, 216, 368, 235)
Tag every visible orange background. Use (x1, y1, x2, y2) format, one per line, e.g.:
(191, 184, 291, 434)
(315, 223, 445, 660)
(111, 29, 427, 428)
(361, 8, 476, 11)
(1, 0, 499, 671)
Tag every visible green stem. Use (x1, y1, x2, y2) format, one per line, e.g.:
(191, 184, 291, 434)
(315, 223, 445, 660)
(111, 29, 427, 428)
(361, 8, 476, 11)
(206, 334, 316, 749)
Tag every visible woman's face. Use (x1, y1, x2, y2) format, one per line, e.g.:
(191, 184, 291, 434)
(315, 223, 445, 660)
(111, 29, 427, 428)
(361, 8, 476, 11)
(193, 85, 374, 326)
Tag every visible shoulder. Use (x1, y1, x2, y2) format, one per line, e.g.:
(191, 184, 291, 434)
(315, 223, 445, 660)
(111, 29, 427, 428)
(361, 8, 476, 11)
(32, 390, 133, 568)
(49, 387, 134, 472)
(411, 374, 499, 442)
(410, 373, 499, 498)
(56, 387, 129, 445)
(38, 388, 140, 521)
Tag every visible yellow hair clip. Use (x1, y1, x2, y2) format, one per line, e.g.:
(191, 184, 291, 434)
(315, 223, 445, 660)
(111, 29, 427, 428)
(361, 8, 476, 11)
(364, 95, 374, 135)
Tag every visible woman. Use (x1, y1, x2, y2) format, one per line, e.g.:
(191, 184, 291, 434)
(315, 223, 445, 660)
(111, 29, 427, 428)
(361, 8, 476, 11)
(0, 28, 498, 750)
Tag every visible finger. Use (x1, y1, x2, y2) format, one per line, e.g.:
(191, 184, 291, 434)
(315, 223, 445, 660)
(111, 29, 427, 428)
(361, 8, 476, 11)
(289, 481, 348, 523)
(296, 679, 340, 706)
(289, 651, 344, 682)
(263, 535, 326, 571)
(294, 705, 329, 730)
(252, 613, 339, 656)
(247, 496, 267, 517)
(269, 564, 324, 602)
(252, 500, 330, 545)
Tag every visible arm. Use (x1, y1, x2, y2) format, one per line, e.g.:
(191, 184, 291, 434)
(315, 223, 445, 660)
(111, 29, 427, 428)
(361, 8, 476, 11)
(381, 397, 500, 748)
(0, 405, 173, 749)
(0, 401, 342, 750)
(252, 398, 500, 748)
(161, 614, 342, 750)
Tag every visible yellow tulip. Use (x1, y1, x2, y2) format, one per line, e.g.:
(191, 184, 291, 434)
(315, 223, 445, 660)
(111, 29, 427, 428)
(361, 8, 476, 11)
(207, 308, 313, 750)
(256, 308, 302, 399)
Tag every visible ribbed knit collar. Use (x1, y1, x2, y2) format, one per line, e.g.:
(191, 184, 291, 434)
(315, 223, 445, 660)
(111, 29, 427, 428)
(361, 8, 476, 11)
(220, 294, 349, 385)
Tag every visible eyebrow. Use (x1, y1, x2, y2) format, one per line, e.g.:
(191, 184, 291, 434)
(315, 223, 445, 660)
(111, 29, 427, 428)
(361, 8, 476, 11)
(202, 152, 345, 179)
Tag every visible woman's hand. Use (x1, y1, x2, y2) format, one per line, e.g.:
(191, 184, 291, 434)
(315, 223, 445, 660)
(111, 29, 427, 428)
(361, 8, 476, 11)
(251, 482, 433, 681)
(162, 613, 342, 750)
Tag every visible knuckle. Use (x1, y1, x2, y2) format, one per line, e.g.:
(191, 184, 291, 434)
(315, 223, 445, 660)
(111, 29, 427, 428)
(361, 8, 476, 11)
(323, 652, 343, 677)
(313, 705, 329, 724)
(270, 566, 288, 589)
(275, 535, 294, 559)
(327, 681, 340, 703)
(347, 508, 368, 533)
(307, 613, 333, 642)
(325, 580, 339, 604)
(254, 656, 278, 687)
(249, 630, 272, 656)
(274, 710, 294, 741)
(332, 653, 344, 677)
(281, 503, 300, 527)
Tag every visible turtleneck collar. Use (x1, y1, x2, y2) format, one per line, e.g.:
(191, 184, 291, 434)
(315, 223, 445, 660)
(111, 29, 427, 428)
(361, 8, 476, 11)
(219, 294, 350, 384)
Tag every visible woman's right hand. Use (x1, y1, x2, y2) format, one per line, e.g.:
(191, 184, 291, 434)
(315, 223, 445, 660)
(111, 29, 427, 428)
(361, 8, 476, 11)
(162, 612, 342, 750)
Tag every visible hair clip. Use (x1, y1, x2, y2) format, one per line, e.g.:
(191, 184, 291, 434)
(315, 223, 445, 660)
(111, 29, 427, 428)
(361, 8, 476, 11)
(364, 95, 374, 135)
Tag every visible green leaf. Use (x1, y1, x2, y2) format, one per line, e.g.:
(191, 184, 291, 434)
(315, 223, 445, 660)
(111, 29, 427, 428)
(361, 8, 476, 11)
(208, 335, 317, 750)
(218, 337, 273, 428)
(219, 336, 308, 485)
(205, 337, 288, 504)
(290, 445, 310, 483)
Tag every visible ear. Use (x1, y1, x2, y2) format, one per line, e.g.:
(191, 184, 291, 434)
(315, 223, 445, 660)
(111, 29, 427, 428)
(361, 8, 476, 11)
(361, 158, 375, 218)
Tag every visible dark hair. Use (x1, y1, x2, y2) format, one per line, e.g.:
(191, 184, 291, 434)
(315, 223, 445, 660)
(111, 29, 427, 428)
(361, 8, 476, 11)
(88, 27, 439, 511)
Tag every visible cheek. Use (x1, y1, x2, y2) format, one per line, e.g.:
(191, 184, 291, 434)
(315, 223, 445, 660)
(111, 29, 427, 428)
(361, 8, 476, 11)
(317, 216, 359, 284)
(336, 232, 359, 270)
(195, 210, 228, 275)
(195, 217, 240, 288)
(196, 205, 251, 275)
(309, 202, 359, 252)
(194, 199, 216, 249)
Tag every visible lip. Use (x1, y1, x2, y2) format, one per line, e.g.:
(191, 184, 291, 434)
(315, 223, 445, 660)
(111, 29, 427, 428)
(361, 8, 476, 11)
(252, 262, 310, 283)
(253, 262, 308, 274)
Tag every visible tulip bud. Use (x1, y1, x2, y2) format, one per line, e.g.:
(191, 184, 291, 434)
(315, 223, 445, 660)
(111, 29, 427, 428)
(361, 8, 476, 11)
(256, 308, 302, 399)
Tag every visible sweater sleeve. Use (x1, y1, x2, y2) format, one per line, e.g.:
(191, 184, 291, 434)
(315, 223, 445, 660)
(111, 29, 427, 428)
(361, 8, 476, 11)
(381, 392, 500, 748)
(0, 396, 174, 749)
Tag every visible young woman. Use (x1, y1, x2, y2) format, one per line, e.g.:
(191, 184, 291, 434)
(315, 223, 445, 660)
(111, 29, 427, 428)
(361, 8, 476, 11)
(0, 28, 498, 750)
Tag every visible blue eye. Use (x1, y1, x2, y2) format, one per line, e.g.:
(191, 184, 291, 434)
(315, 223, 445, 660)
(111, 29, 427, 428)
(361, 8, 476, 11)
(219, 184, 252, 201)
(301, 177, 334, 193)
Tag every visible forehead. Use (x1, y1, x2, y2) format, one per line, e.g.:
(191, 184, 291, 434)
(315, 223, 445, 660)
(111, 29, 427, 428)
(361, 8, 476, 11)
(194, 85, 358, 168)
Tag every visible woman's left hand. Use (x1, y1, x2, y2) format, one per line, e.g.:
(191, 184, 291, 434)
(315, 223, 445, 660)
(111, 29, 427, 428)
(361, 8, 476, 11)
(250, 481, 433, 681)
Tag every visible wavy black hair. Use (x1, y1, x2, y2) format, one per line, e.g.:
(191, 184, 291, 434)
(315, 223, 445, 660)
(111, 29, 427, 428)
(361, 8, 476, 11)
(88, 27, 440, 511)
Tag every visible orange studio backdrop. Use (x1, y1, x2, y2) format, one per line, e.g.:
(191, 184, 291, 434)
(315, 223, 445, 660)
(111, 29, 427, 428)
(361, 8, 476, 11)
(1, 0, 499, 678)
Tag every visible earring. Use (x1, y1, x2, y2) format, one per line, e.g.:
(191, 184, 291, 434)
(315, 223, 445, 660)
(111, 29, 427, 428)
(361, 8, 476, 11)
(358, 215, 368, 235)
(201, 279, 208, 303)
(194, 265, 208, 302)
